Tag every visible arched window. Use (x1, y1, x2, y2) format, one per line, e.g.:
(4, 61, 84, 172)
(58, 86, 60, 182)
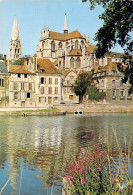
(59, 42, 62, 49)
(75, 40, 78, 49)
(70, 57, 74, 68)
(51, 41, 55, 51)
(75, 57, 81, 68)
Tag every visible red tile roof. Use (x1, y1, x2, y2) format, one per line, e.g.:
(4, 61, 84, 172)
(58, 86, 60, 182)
(36, 58, 61, 74)
(10, 66, 33, 74)
(49, 30, 85, 41)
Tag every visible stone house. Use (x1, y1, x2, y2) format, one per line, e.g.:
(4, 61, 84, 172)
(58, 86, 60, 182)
(93, 58, 133, 104)
(9, 66, 35, 107)
(62, 70, 78, 103)
(25, 57, 62, 106)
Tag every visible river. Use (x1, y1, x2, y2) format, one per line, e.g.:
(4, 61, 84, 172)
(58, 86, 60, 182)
(0, 113, 133, 194)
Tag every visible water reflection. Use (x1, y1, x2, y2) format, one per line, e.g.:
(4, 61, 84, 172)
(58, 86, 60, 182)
(0, 113, 133, 194)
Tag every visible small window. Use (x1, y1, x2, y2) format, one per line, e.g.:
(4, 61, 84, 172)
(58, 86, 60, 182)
(24, 74, 27, 78)
(14, 92, 18, 99)
(29, 83, 32, 91)
(21, 83, 24, 90)
(112, 80, 115, 87)
(42, 69, 44, 72)
(55, 87, 58, 94)
(27, 93, 30, 98)
(55, 78, 58, 85)
(101, 80, 104, 87)
(18, 74, 21, 78)
(41, 77, 44, 84)
(49, 78, 52, 84)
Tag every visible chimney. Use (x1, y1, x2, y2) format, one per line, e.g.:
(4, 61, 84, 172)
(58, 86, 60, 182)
(108, 57, 112, 75)
(33, 54, 37, 71)
(24, 58, 28, 70)
(4, 55, 6, 62)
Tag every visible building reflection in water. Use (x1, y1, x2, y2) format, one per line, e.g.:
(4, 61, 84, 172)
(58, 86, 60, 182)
(0, 114, 132, 193)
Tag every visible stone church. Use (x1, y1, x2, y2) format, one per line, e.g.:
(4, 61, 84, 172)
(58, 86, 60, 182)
(36, 14, 96, 73)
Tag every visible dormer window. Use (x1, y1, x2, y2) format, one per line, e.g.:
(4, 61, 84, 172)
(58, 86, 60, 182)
(42, 69, 44, 72)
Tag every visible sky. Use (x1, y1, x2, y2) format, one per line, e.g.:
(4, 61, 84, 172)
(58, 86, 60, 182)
(0, 0, 125, 58)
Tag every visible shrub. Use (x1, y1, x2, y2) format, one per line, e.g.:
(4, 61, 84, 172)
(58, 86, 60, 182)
(65, 131, 133, 194)
(86, 86, 106, 101)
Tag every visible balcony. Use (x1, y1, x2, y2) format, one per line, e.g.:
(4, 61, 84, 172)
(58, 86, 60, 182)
(120, 96, 125, 100)
(127, 96, 132, 100)
(112, 96, 116, 100)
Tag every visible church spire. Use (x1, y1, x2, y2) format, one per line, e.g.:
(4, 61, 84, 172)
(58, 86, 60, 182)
(64, 13, 68, 33)
(9, 15, 22, 61)
(11, 15, 20, 41)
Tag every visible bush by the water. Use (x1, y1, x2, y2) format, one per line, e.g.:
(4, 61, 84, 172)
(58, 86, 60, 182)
(65, 131, 133, 194)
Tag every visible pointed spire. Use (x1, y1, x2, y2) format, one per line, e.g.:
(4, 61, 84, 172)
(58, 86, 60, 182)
(64, 13, 68, 33)
(11, 15, 20, 41)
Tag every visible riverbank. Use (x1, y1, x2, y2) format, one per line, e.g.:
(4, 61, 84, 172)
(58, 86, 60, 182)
(0, 108, 66, 116)
(0, 104, 133, 114)
(54, 104, 133, 113)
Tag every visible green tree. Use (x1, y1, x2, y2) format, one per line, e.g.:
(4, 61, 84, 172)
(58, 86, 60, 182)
(73, 72, 92, 102)
(13, 57, 24, 65)
(82, 0, 133, 91)
(86, 86, 106, 101)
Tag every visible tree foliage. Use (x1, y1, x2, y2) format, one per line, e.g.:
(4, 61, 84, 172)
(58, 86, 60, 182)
(73, 72, 92, 102)
(86, 86, 106, 101)
(82, 0, 133, 91)
(13, 57, 24, 65)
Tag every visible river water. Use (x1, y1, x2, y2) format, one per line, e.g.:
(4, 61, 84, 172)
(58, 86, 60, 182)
(0, 113, 133, 194)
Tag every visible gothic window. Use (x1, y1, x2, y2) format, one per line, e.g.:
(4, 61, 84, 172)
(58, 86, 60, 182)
(75, 40, 78, 49)
(42, 41, 45, 50)
(51, 41, 55, 51)
(70, 57, 74, 68)
(75, 57, 81, 68)
(59, 42, 62, 49)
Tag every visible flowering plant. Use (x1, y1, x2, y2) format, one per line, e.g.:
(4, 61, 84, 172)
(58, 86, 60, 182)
(65, 131, 133, 194)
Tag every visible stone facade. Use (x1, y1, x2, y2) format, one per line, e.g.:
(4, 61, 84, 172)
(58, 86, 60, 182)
(93, 58, 133, 104)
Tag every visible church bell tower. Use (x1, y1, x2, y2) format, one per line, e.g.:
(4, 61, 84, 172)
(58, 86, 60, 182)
(9, 15, 22, 62)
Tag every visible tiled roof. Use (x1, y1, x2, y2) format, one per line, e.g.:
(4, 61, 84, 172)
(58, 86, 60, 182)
(9, 65, 24, 72)
(106, 52, 124, 58)
(63, 70, 77, 78)
(10, 66, 33, 74)
(49, 30, 84, 41)
(69, 49, 82, 56)
(85, 45, 97, 54)
(99, 62, 126, 72)
(36, 58, 61, 74)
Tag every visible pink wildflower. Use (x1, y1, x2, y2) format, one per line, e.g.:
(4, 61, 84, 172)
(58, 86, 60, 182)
(76, 160, 84, 173)
(70, 162, 77, 173)
(67, 166, 72, 174)
(81, 177, 86, 186)
(99, 164, 102, 171)
(82, 157, 86, 165)
(66, 175, 70, 185)
(113, 179, 115, 184)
